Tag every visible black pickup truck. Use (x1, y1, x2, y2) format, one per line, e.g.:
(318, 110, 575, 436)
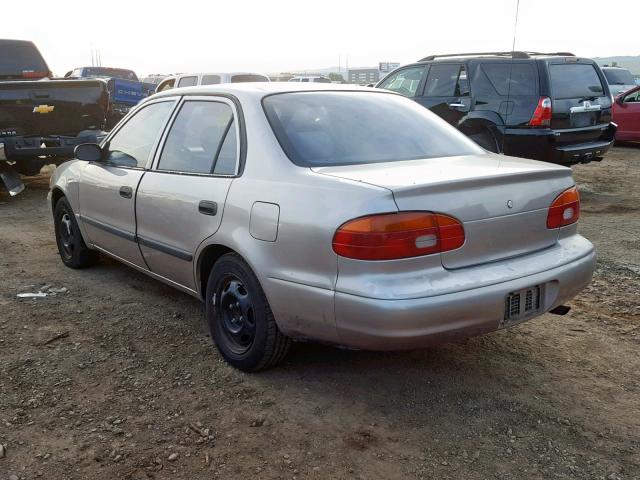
(0, 39, 109, 195)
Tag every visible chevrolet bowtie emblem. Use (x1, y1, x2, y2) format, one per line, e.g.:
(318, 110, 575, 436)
(33, 104, 55, 114)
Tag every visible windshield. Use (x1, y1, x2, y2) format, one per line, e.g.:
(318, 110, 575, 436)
(603, 68, 635, 86)
(263, 92, 482, 167)
(549, 64, 605, 99)
(0, 42, 48, 78)
(82, 67, 138, 81)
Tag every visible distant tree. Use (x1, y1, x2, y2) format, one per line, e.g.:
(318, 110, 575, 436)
(328, 72, 345, 83)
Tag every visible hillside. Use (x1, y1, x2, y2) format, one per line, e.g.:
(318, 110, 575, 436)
(593, 55, 640, 74)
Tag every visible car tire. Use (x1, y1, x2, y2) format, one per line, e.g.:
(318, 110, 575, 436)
(469, 130, 500, 153)
(206, 253, 291, 372)
(54, 197, 99, 269)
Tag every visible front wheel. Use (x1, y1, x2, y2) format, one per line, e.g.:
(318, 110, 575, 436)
(54, 197, 99, 269)
(206, 253, 290, 372)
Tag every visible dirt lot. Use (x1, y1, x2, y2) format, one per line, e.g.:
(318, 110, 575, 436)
(1, 147, 639, 480)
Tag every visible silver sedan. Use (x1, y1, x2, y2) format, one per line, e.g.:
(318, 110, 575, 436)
(49, 83, 595, 371)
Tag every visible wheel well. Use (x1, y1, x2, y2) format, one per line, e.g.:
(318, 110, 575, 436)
(197, 244, 235, 299)
(51, 188, 65, 211)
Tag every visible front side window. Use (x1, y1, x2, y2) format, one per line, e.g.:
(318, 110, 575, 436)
(624, 89, 640, 103)
(263, 92, 482, 167)
(177, 76, 198, 88)
(378, 66, 425, 97)
(157, 79, 175, 91)
(424, 64, 463, 97)
(105, 101, 174, 168)
(158, 101, 237, 175)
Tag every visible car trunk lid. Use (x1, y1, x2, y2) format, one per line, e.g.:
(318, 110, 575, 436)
(314, 154, 574, 269)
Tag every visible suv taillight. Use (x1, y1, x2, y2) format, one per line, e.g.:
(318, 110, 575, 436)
(332, 212, 465, 260)
(547, 186, 580, 228)
(529, 96, 552, 127)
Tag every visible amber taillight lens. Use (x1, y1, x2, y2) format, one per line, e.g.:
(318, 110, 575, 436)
(547, 186, 580, 228)
(332, 212, 465, 260)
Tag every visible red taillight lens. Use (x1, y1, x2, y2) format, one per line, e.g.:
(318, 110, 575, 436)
(332, 212, 465, 260)
(547, 186, 580, 228)
(529, 96, 552, 127)
(21, 70, 49, 79)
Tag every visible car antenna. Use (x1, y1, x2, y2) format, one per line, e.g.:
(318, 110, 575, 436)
(503, 0, 521, 154)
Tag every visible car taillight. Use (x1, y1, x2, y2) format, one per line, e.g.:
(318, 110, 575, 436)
(547, 186, 580, 228)
(332, 212, 465, 260)
(529, 96, 552, 127)
(21, 70, 49, 79)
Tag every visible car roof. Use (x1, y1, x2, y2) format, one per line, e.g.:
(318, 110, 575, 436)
(151, 81, 387, 101)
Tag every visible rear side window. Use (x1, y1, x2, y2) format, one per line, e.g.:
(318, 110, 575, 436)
(231, 74, 268, 82)
(480, 63, 537, 95)
(158, 101, 237, 175)
(424, 64, 466, 97)
(202, 75, 221, 85)
(549, 64, 604, 99)
(263, 92, 482, 167)
(378, 66, 425, 97)
(177, 76, 198, 88)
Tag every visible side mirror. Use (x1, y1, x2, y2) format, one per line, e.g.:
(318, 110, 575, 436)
(615, 95, 624, 105)
(74, 143, 103, 162)
(366, 83, 375, 88)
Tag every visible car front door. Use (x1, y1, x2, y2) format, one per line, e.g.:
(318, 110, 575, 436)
(78, 99, 177, 267)
(614, 87, 640, 140)
(135, 96, 240, 291)
(415, 63, 471, 126)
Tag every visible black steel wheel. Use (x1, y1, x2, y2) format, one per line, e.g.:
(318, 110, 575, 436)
(54, 197, 98, 269)
(206, 253, 290, 372)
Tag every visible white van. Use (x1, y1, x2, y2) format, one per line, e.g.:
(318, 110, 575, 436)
(156, 72, 270, 92)
(288, 75, 332, 83)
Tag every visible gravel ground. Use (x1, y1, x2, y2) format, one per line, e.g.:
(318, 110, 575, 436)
(1, 147, 639, 480)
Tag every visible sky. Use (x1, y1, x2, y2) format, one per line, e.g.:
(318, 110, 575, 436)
(4, 0, 637, 77)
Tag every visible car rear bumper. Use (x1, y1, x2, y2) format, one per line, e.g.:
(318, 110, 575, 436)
(332, 237, 595, 350)
(502, 124, 616, 164)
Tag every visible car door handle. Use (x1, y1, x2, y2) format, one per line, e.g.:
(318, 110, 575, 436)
(198, 200, 218, 216)
(448, 102, 466, 108)
(119, 186, 133, 199)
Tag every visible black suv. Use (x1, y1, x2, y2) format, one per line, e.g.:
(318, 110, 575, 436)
(375, 52, 616, 164)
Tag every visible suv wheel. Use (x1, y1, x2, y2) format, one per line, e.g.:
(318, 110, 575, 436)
(206, 253, 291, 372)
(469, 130, 500, 153)
(54, 197, 99, 268)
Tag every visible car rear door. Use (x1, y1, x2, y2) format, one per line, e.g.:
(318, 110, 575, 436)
(78, 98, 177, 267)
(135, 96, 241, 291)
(415, 63, 471, 126)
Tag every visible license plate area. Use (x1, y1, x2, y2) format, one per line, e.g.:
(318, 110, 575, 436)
(502, 285, 542, 327)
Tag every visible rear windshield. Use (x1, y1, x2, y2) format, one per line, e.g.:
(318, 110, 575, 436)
(549, 64, 605, 99)
(603, 68, 635, 86)
(231, 74, 268, 83)
(83, 67, 138, 81)
(263, 92, 482, 167)
(0, 42, 48, 77)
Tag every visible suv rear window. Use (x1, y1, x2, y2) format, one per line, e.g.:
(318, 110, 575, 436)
(480, 63, 536, 95)
(549, 64, 604, 99)
(263, 92, 482, 167)
(603, 68, 635, 86)
(0, 42, 48, 78)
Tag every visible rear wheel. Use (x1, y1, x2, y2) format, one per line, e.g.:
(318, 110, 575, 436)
(54, 197, 99, 268)
(206, 253, 290, 372)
